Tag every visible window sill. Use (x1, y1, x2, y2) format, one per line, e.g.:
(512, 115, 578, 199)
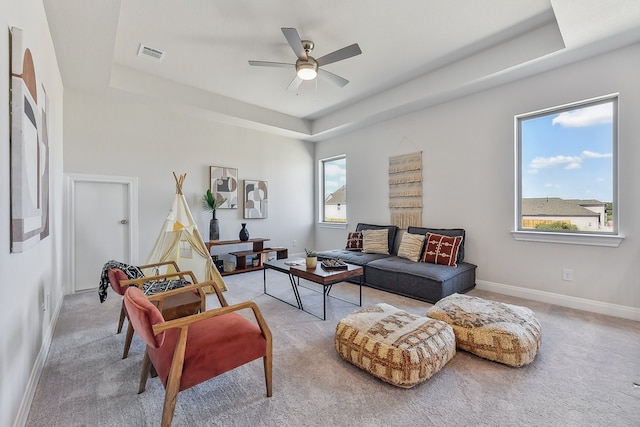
(319, 222, 348, 230)
(511, 231, 625, 247)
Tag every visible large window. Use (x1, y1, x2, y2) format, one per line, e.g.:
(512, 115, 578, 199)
(515, 95, 618, 239)
(321, 155, 346, 223)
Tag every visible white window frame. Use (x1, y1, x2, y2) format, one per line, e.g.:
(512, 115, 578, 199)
(319, 154, 347, 227)
(512, 94, 624, 247)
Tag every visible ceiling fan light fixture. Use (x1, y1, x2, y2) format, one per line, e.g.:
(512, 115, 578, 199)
(296, 61, 318, 80)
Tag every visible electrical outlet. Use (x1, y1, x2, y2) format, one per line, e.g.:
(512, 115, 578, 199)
(562, 268, 574, 281)
(293, 240, 297, 247)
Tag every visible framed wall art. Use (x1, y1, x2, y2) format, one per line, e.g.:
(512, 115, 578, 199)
(210, 166, 238, 209)
(10, 27, 51, 253)
(244, 180, 268, 219)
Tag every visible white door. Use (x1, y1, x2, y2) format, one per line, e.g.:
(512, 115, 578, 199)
(71, 179, 134, 292)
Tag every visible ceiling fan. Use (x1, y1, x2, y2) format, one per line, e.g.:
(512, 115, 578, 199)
(248, 27, 362, 91)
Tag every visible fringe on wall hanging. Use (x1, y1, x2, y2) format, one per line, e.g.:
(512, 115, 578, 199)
(389, 151, 423, 229)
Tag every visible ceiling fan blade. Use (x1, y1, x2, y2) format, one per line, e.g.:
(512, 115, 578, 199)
(316, 43, 362, 67)
(248, 60, 294, 68)
(286, 75, 303, 92)
(281, 27, 307, 60)
(319, 69, 349, 87)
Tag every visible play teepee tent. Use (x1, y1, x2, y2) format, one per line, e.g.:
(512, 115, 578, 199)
(145, 173, 227, 292)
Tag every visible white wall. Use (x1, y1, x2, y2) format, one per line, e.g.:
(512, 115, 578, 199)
(63, 88, 315, 276)
(0, 0, 65, 426)
(315, 43, 640, 318)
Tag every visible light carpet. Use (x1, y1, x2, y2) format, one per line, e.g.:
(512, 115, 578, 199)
(26, 270, 640, 426)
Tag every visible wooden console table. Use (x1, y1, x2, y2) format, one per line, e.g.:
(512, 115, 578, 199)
(206, 238, 288, 276)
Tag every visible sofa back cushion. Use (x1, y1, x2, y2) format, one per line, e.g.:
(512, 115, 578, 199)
(407, 226, 466, 263)
(356, 223, 398, 255)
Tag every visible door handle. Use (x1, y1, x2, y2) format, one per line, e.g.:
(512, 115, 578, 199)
(120, 219, 128, 224)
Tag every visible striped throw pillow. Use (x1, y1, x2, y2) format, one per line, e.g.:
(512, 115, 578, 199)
(362, 229, 389, 254)
(397, 233, 425, 262)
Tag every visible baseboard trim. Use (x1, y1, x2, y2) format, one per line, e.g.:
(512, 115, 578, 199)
(476, 280, 640, 322)
(13, 294, 64, 427)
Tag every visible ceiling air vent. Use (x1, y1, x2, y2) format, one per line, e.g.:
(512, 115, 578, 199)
(137, 44, 165, 62)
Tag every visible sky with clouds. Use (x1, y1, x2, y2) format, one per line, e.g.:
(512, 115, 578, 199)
(521, 101, 614, 202)
(324, 157, 346, 197)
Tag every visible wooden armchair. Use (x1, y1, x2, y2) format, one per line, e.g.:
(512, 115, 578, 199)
(107, 261, 180, 334)
(109, 263, 205, 359)
(124, 281, 272, 427)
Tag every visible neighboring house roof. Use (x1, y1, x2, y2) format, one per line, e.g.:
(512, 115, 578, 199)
(325, 185, 346, 205)
(522, 198, 603, 217)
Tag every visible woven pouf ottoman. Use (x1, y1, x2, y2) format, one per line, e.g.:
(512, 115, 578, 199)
(335, 303, 456, 388)
(426, 293, 542, 367)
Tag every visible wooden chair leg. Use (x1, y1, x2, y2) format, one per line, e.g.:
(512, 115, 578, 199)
(264, 354, 273, 397)
(161, 383, 179, 427)
(122, 322, 134, 359)
(117, 304, 126, 334)
(161, 328, 188, 427)
(138, 350, 152, 394)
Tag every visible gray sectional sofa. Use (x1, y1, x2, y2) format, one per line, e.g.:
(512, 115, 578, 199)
(317, 223, 476, 303)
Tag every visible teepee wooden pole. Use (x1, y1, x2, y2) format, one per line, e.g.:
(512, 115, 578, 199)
(173, 172, 186, 195)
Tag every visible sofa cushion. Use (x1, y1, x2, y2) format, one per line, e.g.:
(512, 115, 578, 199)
(422, 233, 463, 267)
(345, 232, 363, 251)
(365, 257, 477, 303)
(396, 232, 425, 262)
(356, 223, 398, 255)
(409, 226, 466, 263)
(362, 229, 389, 254)
(316, 249, 391, 266)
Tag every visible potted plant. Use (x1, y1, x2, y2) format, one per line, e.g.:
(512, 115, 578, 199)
(202, 189, 226, 241)
(305, 248, 318, 269)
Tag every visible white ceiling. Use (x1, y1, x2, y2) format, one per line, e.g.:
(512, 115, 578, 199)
(43, 0, 640, 141)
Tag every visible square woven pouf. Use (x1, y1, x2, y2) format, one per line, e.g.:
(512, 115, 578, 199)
(335, 303, 456, 388)
(426, 293, 542, 367)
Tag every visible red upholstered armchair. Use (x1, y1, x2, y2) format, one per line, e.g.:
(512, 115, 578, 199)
(108, 262, 206, 359)
(124, 281, 272, 427)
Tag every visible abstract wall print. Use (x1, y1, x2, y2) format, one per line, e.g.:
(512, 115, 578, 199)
(389, 151, 422, 229)
(244, 180, 268, 219)
(210, 166, 238, 209)
(10, 27, 50, 252)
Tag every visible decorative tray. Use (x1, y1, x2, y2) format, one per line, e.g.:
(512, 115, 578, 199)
(321, 259, 348, 270)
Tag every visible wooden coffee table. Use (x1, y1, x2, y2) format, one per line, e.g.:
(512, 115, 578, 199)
(263, 258, 363, 320)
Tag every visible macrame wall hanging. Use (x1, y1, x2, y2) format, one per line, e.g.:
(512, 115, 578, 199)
(389, 151, 423, 229)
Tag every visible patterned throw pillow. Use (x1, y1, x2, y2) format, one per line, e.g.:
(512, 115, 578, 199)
(422, 233, 463, 267)
(397, 233, 425, 262)
(345, 232, 363, 251)
(362, 229, 389, 254)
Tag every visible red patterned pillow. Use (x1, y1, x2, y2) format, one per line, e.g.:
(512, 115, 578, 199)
(345, 232, 363, 251)
(422, 233, 463, 267)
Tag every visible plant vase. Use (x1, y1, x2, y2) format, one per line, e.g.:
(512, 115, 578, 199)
(306, 256, 317, 269)
(209, 211, 219, 241)
(239, 223, 250, 241)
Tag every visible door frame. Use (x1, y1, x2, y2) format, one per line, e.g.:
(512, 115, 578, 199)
(64, 173, 139, 294)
